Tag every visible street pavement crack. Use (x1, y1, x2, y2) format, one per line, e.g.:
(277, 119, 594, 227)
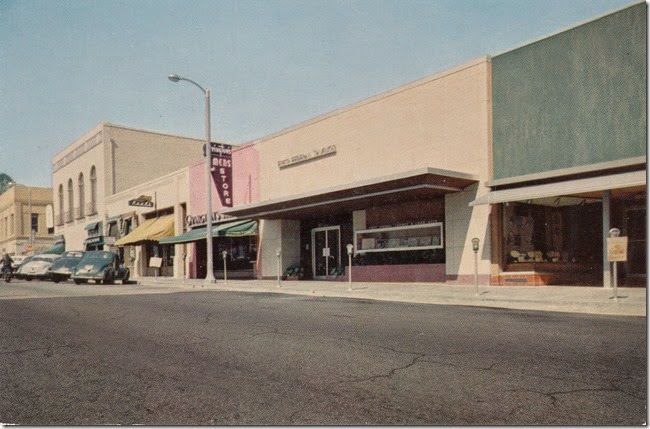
(508, 386, 645, 406)
(0, 343, 75, 357)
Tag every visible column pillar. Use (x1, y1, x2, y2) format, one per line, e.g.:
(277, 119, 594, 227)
(602, 190, 611, 288)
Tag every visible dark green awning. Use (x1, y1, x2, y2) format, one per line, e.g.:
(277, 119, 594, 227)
(84, 221, 101, 231)
(159, 220, 257, 244)
(217, 220, 258, 237)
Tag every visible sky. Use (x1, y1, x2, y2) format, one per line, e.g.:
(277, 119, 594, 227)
(0, 0, 638, 188)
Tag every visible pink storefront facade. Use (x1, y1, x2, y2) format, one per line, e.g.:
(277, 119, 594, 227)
(183, 143, 260, 279)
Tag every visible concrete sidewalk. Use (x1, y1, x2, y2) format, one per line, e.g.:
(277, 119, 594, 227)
(135, 277, 646, 317)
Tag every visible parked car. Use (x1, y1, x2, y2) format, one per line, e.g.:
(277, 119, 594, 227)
(11, 255, 29, 271)
(71, 251, 130, 285)
(48, 251, 85, 283)
(14, 254, 61, 281)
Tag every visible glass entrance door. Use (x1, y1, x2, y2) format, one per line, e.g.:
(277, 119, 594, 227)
(312, 226, 341, 278)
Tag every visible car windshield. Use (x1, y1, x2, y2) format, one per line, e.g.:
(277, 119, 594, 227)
(31, 256, 58, 263)
(82, 252, 115, 263)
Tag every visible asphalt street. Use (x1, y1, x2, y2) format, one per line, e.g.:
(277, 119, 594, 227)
(0, 281, 646, 425)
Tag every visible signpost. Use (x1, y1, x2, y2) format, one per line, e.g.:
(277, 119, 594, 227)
(607, 228, 627, 300)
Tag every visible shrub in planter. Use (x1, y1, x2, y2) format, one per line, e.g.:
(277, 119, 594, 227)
(283, 265, 305, 280)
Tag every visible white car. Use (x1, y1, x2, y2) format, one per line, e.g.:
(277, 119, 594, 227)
(14, 254, 61, 281)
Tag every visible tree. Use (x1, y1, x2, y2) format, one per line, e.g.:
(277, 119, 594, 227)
(0, 173, 15, 194)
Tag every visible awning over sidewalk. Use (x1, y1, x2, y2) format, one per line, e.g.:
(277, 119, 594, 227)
(159, 220, 258, 245)
(114, 214, 175, 246)
(469, 170, 646, 206)
(220, 168, 478, 219)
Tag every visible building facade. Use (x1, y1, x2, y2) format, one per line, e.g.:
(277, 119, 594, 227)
(110, 167, 190, 279)
(472, 2, 646, 286)
(52, 122, 205, 253)
(161, 143, 260, 280)
(222, 57, 492, 283)
(0, 184, 55, 256)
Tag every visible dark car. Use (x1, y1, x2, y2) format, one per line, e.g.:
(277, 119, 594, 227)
(48, 251, 85, 283)
(71, 251, 130, 285)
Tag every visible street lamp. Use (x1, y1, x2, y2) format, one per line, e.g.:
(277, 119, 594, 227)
(168, 73, 216, 284)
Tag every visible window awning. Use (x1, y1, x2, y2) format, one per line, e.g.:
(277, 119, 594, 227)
(469, 170, 646, 206)
(218, 220, 257, 237)
(114, 214, 175, 246)
(159, 220, 258, 245)
(220, 168, 478, 219)
(84, 221, 101, 231)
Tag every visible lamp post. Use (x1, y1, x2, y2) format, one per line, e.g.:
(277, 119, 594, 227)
(168, 73, 216, 284)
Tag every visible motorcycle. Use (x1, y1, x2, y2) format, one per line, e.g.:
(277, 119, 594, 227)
(2, 266, 12, 283)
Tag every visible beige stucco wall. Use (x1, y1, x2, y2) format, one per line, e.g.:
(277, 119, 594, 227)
(251, 57, 491, 280)
(106, 125, 204, 195)
(52, 124, 106, 251)
(0, 185, 54, 255)
(53, 122, 205, 254)
(254, 57, 490, 201)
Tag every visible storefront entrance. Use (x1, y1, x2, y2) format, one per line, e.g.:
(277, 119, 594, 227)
(311, 226, 341, 279)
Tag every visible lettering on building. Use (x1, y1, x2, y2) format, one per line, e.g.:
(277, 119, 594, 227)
(278, 145, 337, 169)
(205, 143, 233, 207)
(186, 212, 235, 228)
(128, 195, 154, 208)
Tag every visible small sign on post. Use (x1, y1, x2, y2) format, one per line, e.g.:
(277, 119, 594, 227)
(149, 257, 163, 280)
(607, 236, 628, 262)
(607, 228, 627, 300)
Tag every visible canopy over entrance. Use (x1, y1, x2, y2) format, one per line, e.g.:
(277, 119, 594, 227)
(469, 170, 646, 206)
(220, 168, 478, 219)
(159, 220, 258, 245)
(114, 214, 175, 246)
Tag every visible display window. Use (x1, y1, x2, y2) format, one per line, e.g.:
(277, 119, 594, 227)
(502, 201, 602, 269)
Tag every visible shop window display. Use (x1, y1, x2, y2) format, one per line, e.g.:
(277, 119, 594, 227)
(503, 202, 602, 268)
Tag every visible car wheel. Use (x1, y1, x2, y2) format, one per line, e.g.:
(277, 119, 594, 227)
(52, 277, 60, 283)
(74, 279, 82, 285)
(26, 278, 32, 281)
(104, 272, 114, 285)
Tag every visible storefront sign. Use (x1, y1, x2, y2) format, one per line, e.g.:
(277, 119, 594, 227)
(128, 195, 154, 208)
(205, 143, 233, 207)
(278, 145, 337, 169)
(84, 236, 103, 245)
(607, 236, 628, 262)
(149, 257, 163, 268)
(185, 212, 234, 228)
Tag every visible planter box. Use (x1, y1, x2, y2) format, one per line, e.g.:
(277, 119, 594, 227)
(347, 264, 445, 283)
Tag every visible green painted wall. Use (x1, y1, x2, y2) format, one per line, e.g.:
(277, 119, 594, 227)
(491, 3, 646, 181)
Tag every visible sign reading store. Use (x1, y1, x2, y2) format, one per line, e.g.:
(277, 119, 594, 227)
(278, 145, 337, 169)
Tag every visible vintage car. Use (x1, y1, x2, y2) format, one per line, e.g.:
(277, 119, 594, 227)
(48, 251, 85, 283)
(71, 251, 130, 285)
(14, 254, 61, 281)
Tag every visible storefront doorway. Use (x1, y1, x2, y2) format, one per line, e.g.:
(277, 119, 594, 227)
(625, 206, 646, 281)
(311, 226, 341, 279)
